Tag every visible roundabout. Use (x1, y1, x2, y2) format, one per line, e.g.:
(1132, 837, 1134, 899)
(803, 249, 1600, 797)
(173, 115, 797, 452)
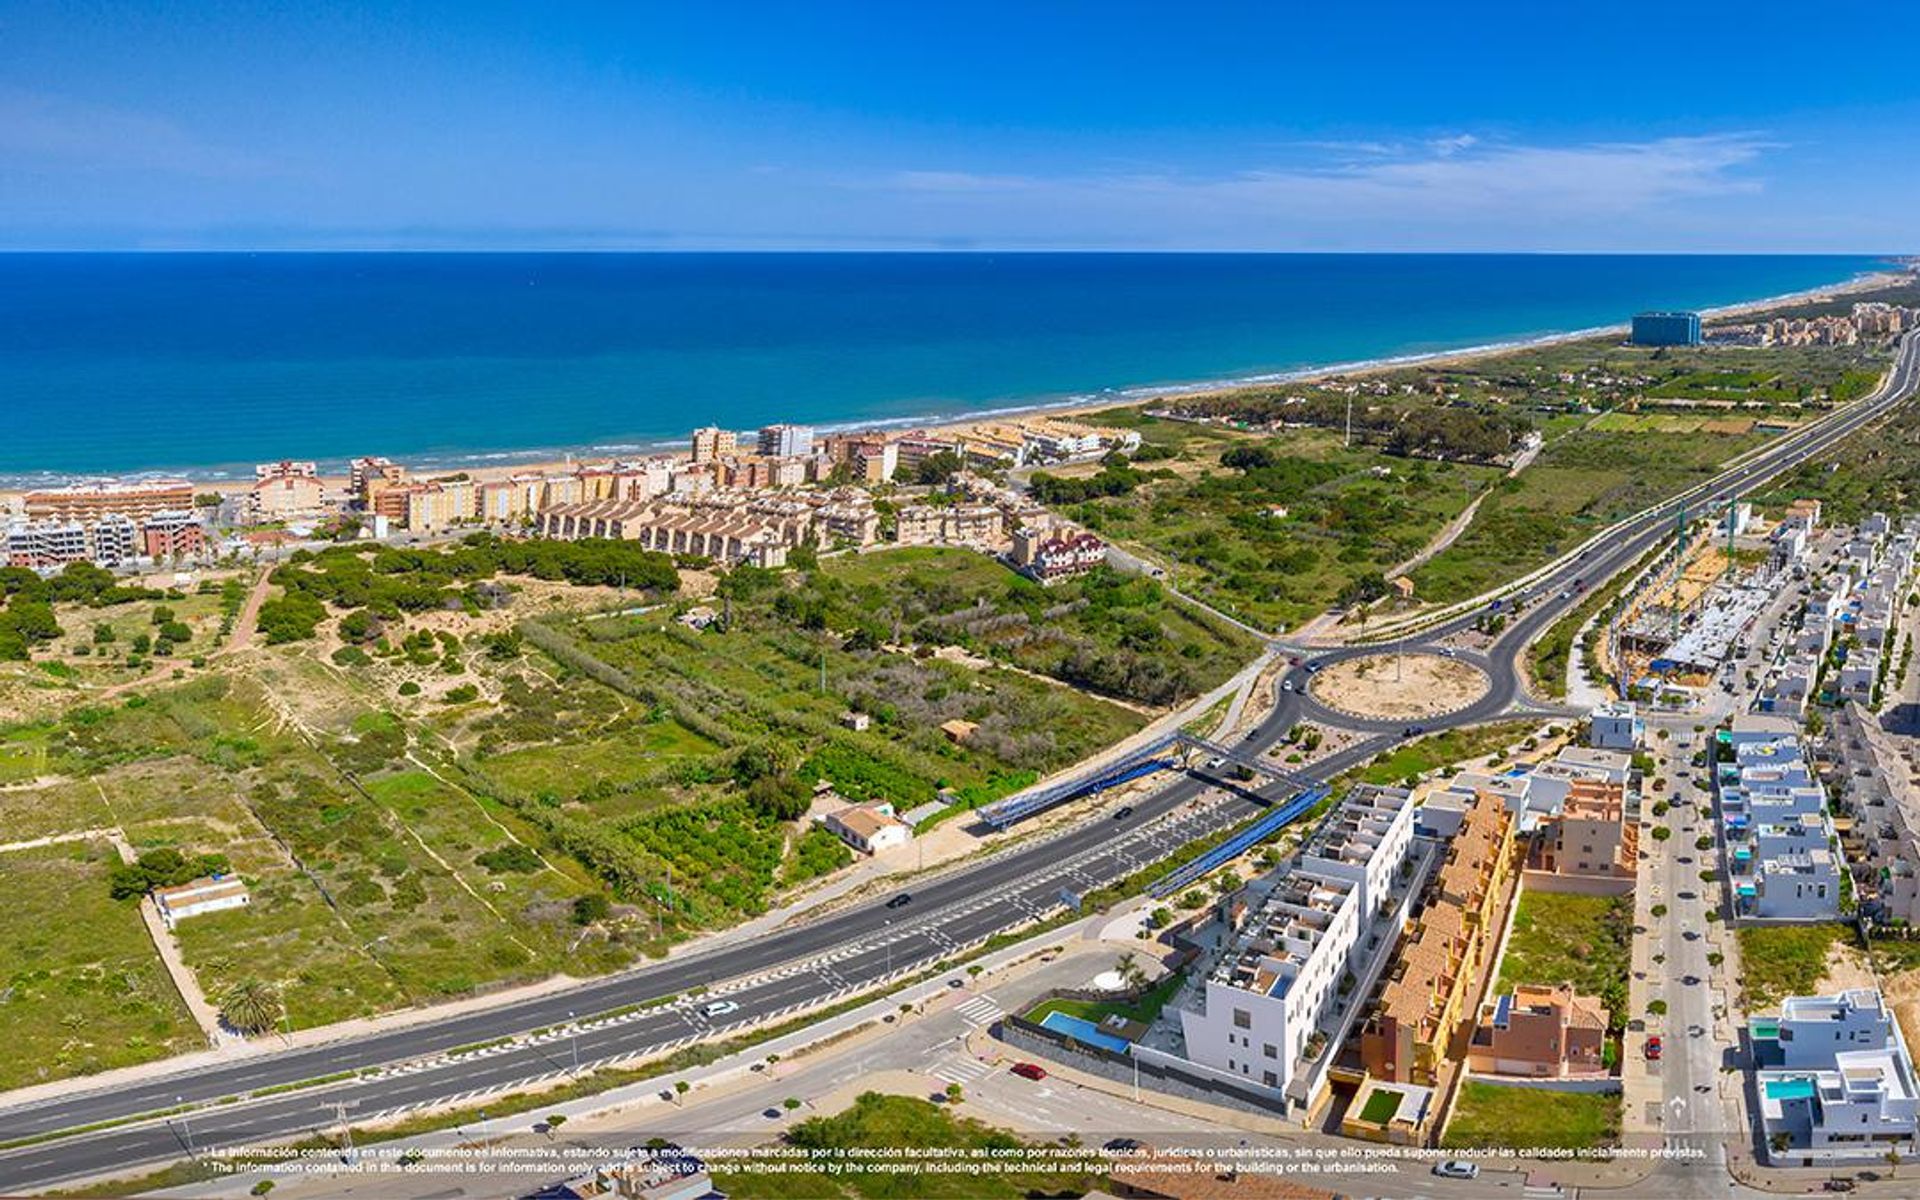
(1305, 651, 1491, 721)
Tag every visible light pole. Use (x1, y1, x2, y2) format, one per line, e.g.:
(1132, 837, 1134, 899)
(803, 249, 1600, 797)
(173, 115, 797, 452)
(173, 1095, 195, 1158)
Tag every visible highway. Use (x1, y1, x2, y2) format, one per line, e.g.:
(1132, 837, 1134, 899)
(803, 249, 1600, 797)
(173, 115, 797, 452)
(1, 330, 1916, 1192)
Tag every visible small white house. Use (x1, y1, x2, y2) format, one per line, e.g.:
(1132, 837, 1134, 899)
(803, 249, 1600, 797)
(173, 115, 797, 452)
(820, 803, 912, 855)
(153, 875, 250, 928)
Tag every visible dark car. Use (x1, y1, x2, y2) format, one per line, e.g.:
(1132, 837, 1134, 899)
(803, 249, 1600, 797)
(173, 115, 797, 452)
(1104, 1138, 1144, 1153)
(1011, 1062, 1048, 1081)
(886, 893, 912, 909)
(1112, 805, 1135, 820)
(763, 1107, 783, 1119)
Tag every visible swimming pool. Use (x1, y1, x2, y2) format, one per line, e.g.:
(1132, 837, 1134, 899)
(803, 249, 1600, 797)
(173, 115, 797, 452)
(1040, 1011, 1133, 1055)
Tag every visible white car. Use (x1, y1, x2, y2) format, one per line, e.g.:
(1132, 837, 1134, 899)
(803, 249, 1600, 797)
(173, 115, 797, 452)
(1432, 1160, 1480, 1180)
(701, 999, 741, 1018)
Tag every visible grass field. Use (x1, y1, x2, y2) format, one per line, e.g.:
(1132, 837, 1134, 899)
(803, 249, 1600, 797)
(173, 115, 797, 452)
(1025, 970, 1185, 1028)
(1737, 924, 1853, 1009)
(1355, 721, 1538, 786)
(0, 841, 202, 1092)
(1497, 891, 1632, 1030)
(1442, 1080, 1621, 1150)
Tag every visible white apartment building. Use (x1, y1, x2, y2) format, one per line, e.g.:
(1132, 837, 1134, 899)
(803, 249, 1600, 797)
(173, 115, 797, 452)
(1588, 701, 1643, 751)
(1721, 719, 1842, 921)
(1178, 785, 1417, 1096)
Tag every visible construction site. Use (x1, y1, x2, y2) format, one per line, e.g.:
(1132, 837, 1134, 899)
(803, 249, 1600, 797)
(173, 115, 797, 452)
(1603, 501, 1779, 704)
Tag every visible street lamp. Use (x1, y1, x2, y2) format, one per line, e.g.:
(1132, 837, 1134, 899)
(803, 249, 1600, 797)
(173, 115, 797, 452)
(172, 1095, 195, 1158)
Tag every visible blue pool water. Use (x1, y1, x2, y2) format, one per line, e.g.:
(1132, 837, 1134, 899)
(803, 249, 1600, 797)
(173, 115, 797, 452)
(1040, 1010, 1134, 1054)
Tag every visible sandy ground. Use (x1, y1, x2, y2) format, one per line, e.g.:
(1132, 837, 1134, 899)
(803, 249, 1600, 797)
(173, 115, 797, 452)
(1308, 652, 1489, 719)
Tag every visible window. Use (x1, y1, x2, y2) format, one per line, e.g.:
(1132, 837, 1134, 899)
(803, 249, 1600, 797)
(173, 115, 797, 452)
(1263, 1070, 1278, 1087)
(1233, 1008, 1251, 1030)
(1263, 1043, 1277, 1059)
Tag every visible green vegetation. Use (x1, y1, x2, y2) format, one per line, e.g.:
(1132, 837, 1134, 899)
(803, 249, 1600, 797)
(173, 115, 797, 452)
(1056, 413, 1501, 630)
(1737, 924, 1852, 1008)
(1354, 721, 1536, 786)
(1443, 1081, 1621, 1151)
(259, 534, 679, 643)
(712, 1092, 1099, 1199)
(0, 842, 201, 1091)
(1497, 891, 1631, 1032)
(1025, 970, 1185, 1029)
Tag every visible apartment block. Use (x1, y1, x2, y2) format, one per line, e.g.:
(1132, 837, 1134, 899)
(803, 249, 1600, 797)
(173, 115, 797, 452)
(24, 480, 195, 523)
(1588, 700, 1643, 750)
(1720, 717, 1843, 920)
(1526, 778, 1637, 894)
(757, 423, 813, 459)
(894, 503, 1004, 550)
(1360, 786, 1516, 1086)
(689, 426, 737, 464)
(1177, 785, 1418, 1098)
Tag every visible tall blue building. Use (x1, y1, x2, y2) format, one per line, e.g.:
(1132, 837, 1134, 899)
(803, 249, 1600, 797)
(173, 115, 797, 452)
(1631, 311, 1702, 346)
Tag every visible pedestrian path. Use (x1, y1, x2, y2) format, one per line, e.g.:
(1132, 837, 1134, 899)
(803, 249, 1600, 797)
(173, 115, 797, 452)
(929, 1056, 995, 1088)
(954, 995, 1003, 1028)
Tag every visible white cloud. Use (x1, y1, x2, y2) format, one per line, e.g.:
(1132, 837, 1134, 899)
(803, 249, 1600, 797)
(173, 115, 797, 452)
(865, 133, 1778, 246)
(0, 90, 278, 179)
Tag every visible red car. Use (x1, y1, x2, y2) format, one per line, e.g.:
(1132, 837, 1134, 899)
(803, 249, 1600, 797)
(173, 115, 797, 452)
(1010, 1062, 1048, 1081)
(1645, 1035, 1663, 1061)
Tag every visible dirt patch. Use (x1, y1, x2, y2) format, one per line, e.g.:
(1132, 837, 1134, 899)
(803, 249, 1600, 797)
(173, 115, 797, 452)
(1309, 653, 1489, 719)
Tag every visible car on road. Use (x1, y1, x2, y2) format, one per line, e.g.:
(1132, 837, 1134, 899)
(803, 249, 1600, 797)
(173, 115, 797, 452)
(1645, 1035, 1663, 1060)
(1678, 890, 1698, 901)
(1104, 1138, 1144, 1153)
(1112, 805, 1134, 820)
(1011, 1062, 1048, 1081)
(1823, 1179, 1857, 1192)
(763, 1107, 783, 1119)
(1283, 681, 1296, 691)
(702, 999, 740, 1018)
(1432, 1161, 1480, 1180)
(886, 893, 913, 909)
(1683, 975, 1701, 986)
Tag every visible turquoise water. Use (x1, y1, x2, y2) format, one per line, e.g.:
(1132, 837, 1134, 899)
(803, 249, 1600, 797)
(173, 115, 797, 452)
(1039, 1010, 1133, 1054)
(1766, 1078, 1817, 1101)
(0, 252, 1884, 481)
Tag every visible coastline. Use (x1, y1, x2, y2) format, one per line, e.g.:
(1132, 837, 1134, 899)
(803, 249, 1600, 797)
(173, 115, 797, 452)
(2, 266, 1905, 501)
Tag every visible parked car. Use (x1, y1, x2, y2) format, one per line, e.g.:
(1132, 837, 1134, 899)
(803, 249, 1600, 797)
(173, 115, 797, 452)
(1112, 805, 1134, 820)
(1645, 1035, 1663, 1060)
(702, 999, 740, 1018)
(1010, 1062, 1048, 1081)
(1432, 1161, 1480, 1180)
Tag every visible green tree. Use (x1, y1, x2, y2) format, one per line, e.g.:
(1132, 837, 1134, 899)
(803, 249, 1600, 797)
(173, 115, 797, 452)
(219, 979, 285, 1035)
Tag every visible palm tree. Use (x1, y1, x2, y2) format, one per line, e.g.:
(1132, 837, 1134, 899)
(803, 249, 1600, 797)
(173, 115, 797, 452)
(1887, 1145, 1902, 1179)
(219, 979, 284, 1036)
(1115, 952, 1146, 991)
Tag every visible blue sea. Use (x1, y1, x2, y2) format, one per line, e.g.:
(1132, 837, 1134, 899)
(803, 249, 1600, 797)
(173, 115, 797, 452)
(0, 252, 1888, 481)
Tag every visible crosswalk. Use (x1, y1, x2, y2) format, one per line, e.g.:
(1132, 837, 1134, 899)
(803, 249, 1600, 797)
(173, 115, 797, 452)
(930, 1056, 996, 1087)
(955, 995, 1003, 1028)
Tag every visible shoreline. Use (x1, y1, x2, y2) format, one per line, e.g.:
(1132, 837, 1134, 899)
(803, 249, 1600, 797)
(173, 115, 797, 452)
(2, 266, 1907, 499)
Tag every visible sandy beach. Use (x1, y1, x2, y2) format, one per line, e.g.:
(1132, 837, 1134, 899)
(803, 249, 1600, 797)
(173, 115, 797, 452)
(3, 267, 1908, 505)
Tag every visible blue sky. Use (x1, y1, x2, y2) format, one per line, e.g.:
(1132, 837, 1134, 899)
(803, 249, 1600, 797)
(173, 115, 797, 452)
(3, 1, 1918, 251)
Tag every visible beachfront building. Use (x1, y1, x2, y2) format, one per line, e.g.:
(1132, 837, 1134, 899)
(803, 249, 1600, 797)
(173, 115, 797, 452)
(5, 513, 144, 569)
(756, 423, 813, 459)
(1631, 311, 1702, 347)
(140, 511, 207, 561)
(689, 426, 737, 464)
(23, 480, 197, 523)
(1752, 989, 1920, 1165)
(1176, 785, 1420, 1103)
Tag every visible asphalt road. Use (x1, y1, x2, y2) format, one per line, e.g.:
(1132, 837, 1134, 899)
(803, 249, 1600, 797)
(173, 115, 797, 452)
(3, 331, 1917, 1192)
